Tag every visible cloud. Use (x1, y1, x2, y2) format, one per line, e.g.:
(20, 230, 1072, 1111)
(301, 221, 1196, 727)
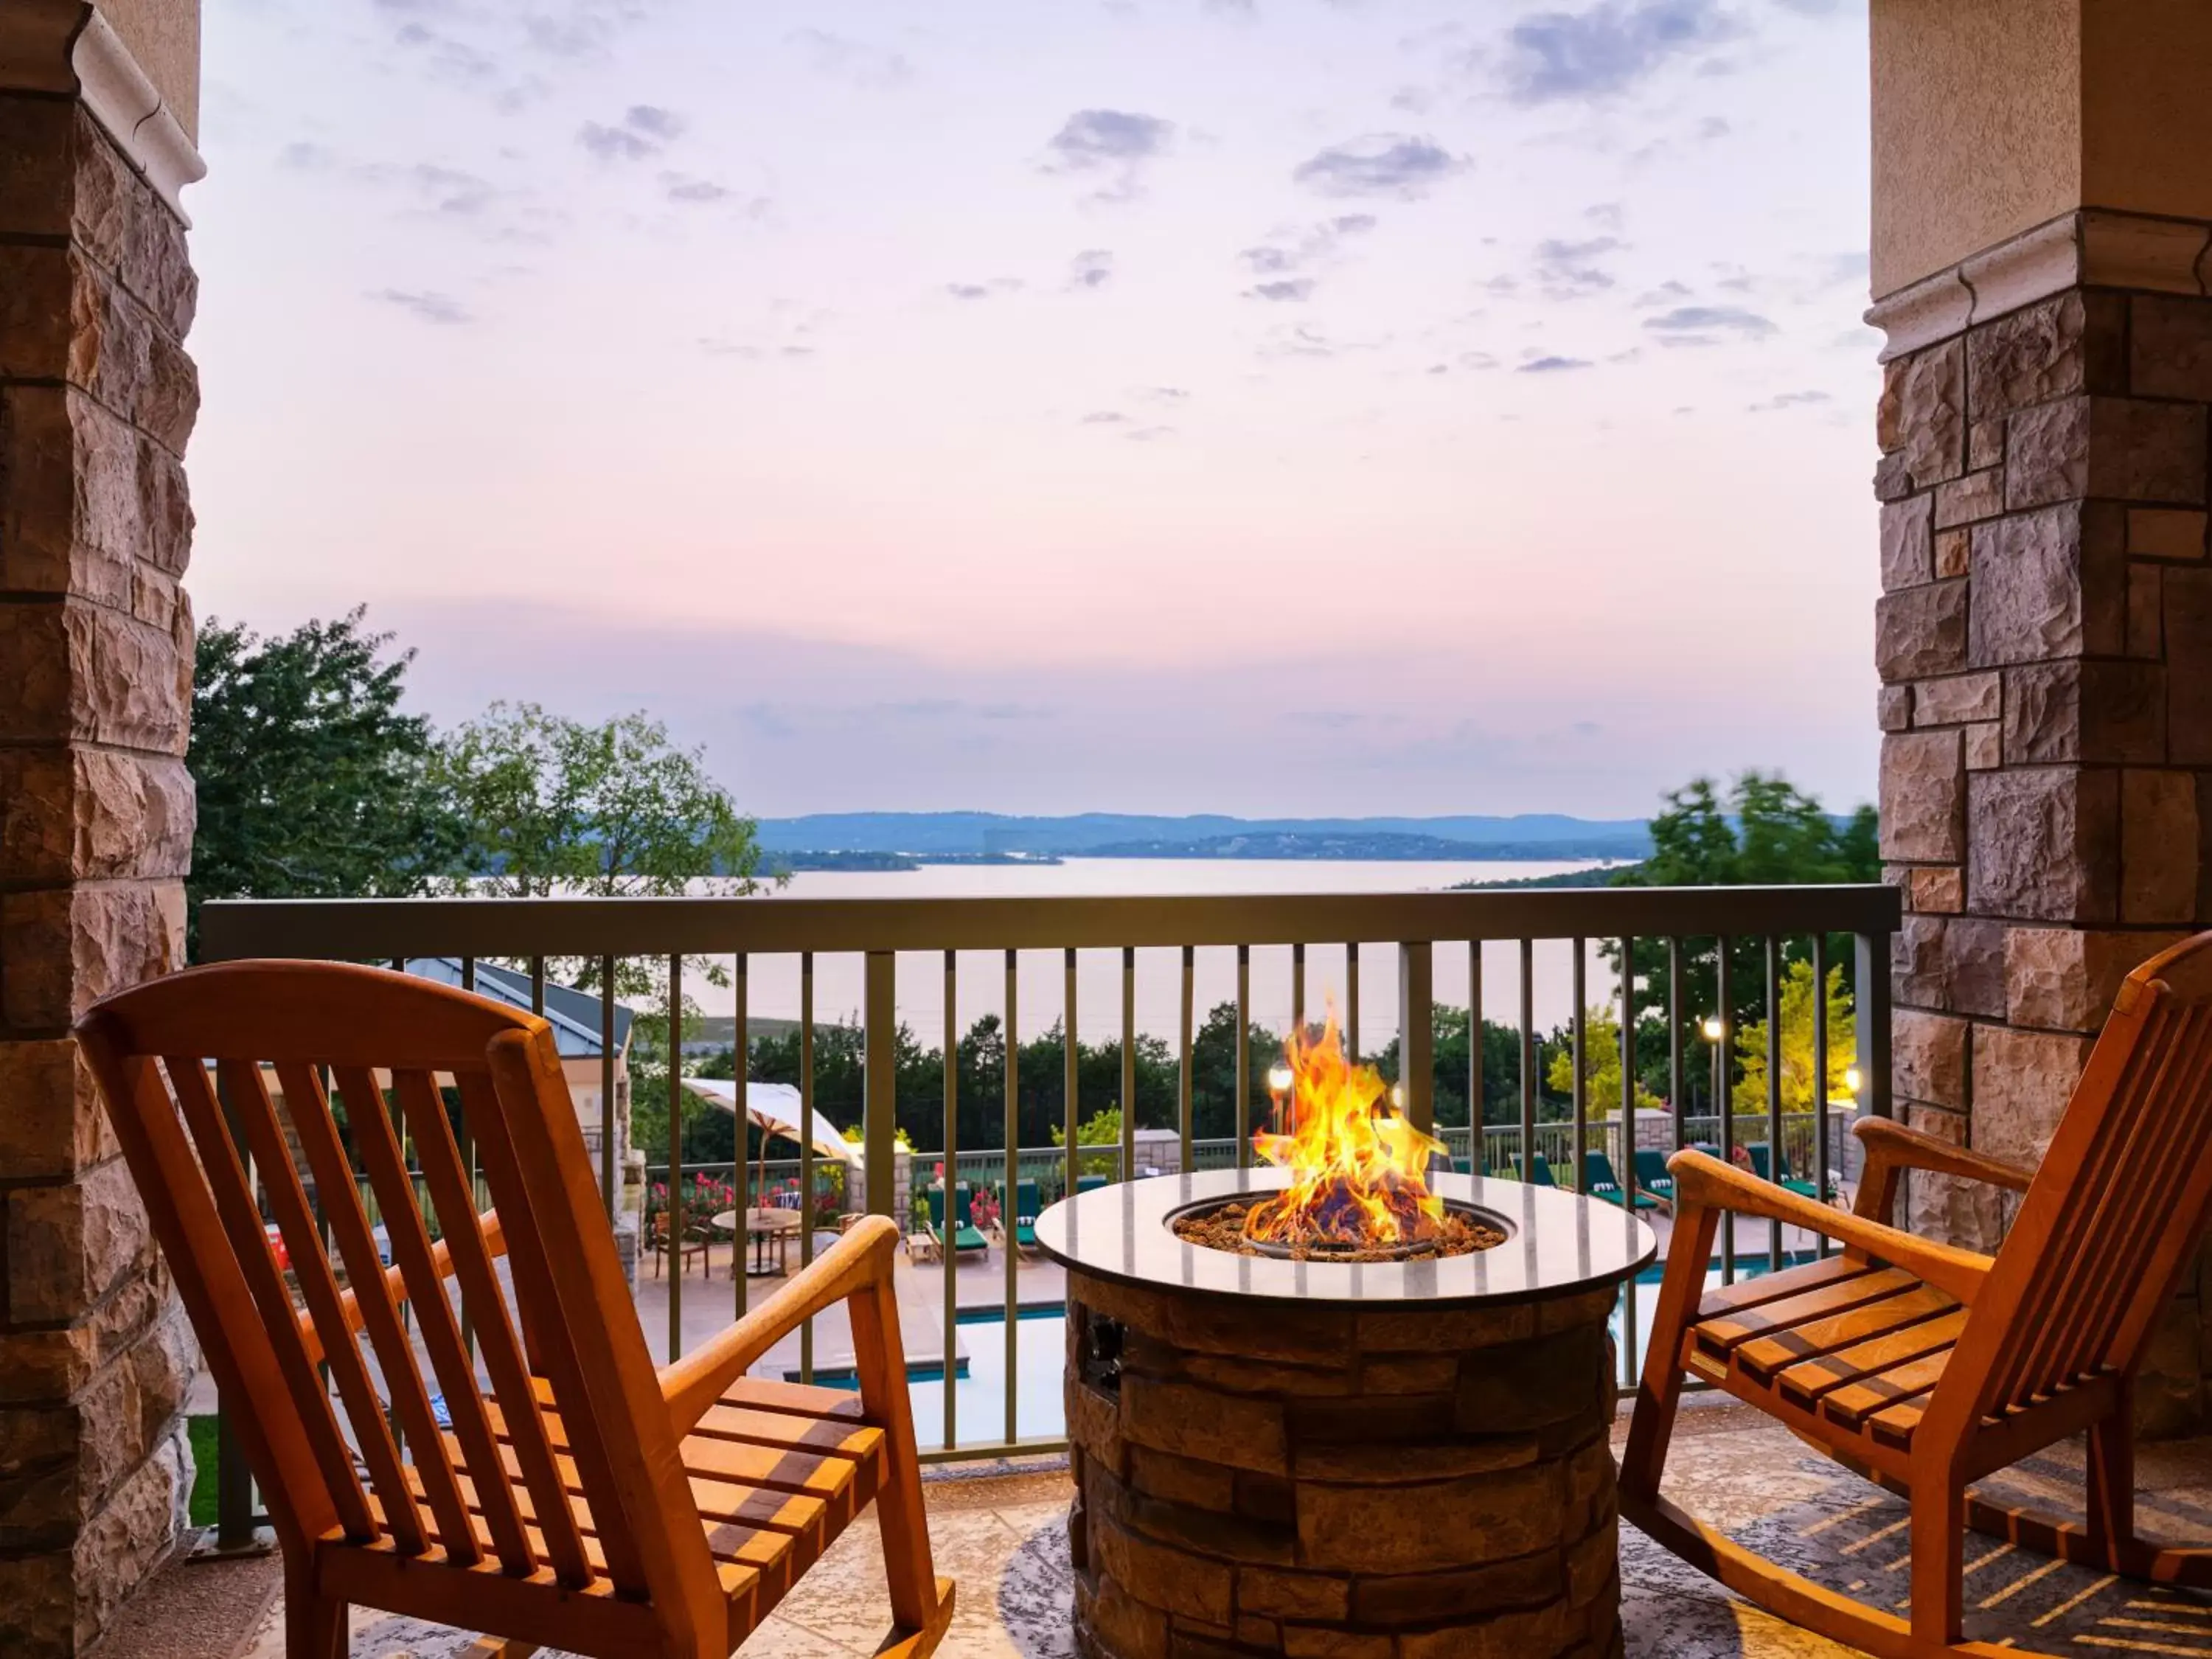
(945, 278, 1023, 300)
(1293, 133, 1464, 199)
(1643, 304, 1776, 344)
(1070, 248, 1116, 290)
(1531, 234, 1621, 298)
(1140, 386, 1190, 403)
(1125, 425, 1176, 442)
(787, 28, 912, 88)
(1498, 0, 1742, 104)
(1080, 411, 1127, 425)
(1241, 246, 1297, 275)
(1045, 109, 1176, 202)
(579, 105, 684, 161)
(1747, 389, 1833, 412)
(660, 172, 767, 213)
(1239, 214, 1381, 283)
(1633, 279, 1694, 306)
(1459, 351, 1500, 369)
(1245, 278, 1316, 302)
(1517, 355, 1591, 372)
(372, 288, 472, 325)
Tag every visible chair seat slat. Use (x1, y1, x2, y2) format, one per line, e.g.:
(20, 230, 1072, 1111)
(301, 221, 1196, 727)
(1696, 1267, 1921, 1355)
(1732, 1284, 1960, 1382)
(1775, 1308, 1970, 1408)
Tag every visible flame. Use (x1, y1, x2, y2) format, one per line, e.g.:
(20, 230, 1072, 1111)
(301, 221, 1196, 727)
(1244, 1012, 1449, 1251)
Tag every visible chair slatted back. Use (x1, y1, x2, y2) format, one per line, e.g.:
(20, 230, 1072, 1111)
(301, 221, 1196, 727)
(1959, 933, 2212, 1419)
(77, 961, 720, 1635)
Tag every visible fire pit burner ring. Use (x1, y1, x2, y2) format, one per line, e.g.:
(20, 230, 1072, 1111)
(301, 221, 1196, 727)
(1164, 1192, 1509, 1261)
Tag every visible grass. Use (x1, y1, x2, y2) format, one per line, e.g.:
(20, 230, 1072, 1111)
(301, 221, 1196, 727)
(187, 1414, 220, 1528)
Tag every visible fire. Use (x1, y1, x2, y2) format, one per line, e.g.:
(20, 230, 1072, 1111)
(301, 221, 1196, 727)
(1244, 1013, 1450, 1252)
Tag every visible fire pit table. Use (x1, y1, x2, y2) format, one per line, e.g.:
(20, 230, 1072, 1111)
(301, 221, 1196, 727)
(1037, 1166, 1656, 1659)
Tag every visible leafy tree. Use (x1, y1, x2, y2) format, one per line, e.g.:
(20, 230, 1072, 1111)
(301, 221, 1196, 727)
(1052, 1105, 1127, 1178)
(187, 609, 461, 951)
(1544, 1009, 1664, 1118)
(1731, 961, 1857, 1115)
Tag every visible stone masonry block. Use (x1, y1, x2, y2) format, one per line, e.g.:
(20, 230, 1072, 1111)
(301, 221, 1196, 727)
(1909, 867, 1964, 914)
(1878, 685, 1912, 731)
(2131, 293, 2212, 401)
(1935, 526, 1971, 577)
(2123, 770, 2202, 924)
(0, 749, 193, 885)
(0, 246, 197, 453)
(2003, 660, 2164, 765)
(1964, 720, 2002, 769)
(1969, 504, 2127, 667)
(2132, 509, 2208, 560)
(1879, 731, 1965, 861)
(2006, 396, 2207, 510)
(1901, 1105, 2008, 1251)
(2168, 568, 2212, 765)
(0, 597, 190, 754)
(2132, 565, 2166, 657)
(2008, 927, 2189, 1032)
(1913, 672, 1998, 726)
(1876, 580, 1967, 681)
(1933, 468, 2003, 529)
(1892, 1009, 1968, 1110)
(4, 1158, 156, 1326)
(1877, 337, 1964, 487)
(1966, 290, 2126, 419)
(0, 1040, 116, 1183)
(0, 882, 185, 1031)
(1968, 767, 2119, 922)
(1879, 495, 1933, 591)
(1973, 1023, 2097, 1167)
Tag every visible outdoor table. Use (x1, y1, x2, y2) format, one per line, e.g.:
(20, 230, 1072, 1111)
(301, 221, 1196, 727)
(714, 1207, 801, 1277)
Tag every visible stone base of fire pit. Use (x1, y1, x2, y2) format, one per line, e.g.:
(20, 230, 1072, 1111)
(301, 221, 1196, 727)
(1042, 1171, 1653, 1659)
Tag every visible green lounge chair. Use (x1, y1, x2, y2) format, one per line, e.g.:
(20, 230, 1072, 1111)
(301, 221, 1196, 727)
(1509, 1151, 1557, 1187)
(1746, 1144, 1836, 1204)
(1582, 1150, 1662, 1211)
(1076, 1173, 1110, 1194)
(1001, 1178, 1043, 1251)
(1632, 1147, 1677, 1206)
(925, 1183, 990, 1259)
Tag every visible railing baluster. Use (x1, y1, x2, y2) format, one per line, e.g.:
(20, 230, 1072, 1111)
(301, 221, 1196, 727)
(1621, 935, 1637, 1208)
(944, 948, 959, 1452)
(1346, 941, 1360, 1062)
(1399, 942, 1433, 1138)
(1855, 927, 1893, 1121)
(1235, 945, 1251, 1170)
(1767, 935, 1785, 1273)
(1120, 947, 1135, 1185)
(1812, 931, 1832, 1261)
(1668, 937, 1685, 1155)
(1178, 945, 1194, 1173)
(668, 952, 684, 1364)
(1064, 948, 1079, 1202)
(1571, 940, 1586, 1190)
(1716, 935, 1735, 1284)
(866, 952, 897, 1218)
(1518, 939, 1535, 1179)
(1468, 942, 1484, 1170)
(1292, 941, 1306, 1038)
(600, 956, 617, 1225)
(529, 956, 545, 1017)
(733, 952, 746, 1319)
(799, 952, 815, 1384)
(1004, 948, 1019, 1444)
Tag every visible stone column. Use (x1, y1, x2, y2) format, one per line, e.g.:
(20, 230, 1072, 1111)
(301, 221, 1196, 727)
(1871, 0, 2212, 1433)
(0, 2, 204, 1650)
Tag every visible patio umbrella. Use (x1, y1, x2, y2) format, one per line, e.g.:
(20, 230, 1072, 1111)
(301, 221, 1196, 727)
(680, 1079, 859, 1218)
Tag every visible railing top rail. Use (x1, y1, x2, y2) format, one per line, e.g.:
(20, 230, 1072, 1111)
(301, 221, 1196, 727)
(198, 884, 1900, 963)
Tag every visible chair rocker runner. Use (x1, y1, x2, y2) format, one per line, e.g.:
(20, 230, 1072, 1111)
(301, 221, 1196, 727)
(1622, 930, 2212, 1659)
(78, 961, 954, 1659)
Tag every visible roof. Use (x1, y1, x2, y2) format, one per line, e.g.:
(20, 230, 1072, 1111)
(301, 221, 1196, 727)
(403, 959, 635, 1061)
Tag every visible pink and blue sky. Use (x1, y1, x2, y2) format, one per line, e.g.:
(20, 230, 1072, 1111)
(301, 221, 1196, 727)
(187, 0, 1876, 818)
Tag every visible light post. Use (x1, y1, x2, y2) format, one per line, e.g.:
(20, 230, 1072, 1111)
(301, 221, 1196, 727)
(1700, 1014, 1725, 1124)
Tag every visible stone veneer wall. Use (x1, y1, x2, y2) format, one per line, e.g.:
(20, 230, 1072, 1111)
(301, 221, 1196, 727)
(1874, 212, 2212, 1433)
(0, 91, 201, 1653)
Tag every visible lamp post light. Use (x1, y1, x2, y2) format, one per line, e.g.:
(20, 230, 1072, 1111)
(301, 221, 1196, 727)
(1700, 1015, 1725, 1120)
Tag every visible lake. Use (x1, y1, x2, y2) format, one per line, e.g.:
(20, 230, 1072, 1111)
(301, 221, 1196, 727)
(701, 858, 1626, 1052)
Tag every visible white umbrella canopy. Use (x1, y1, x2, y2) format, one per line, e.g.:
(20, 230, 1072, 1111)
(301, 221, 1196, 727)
(680, 1079, 860, 1166)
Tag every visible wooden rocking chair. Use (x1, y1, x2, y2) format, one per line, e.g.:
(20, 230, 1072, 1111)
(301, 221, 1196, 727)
(78, 960, 955, 1659)
(1623, 930, 2212, 1659)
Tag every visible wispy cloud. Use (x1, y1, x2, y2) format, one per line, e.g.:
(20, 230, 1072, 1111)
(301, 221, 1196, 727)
(1747, 389, 1832, 412)
(1644, 304, 1776, 344)
(1497, 0, 1742, 104)
(1293, 133, 1464, 199)
(1518, 354, 1592, 372)
(1531, 234, 1621, 298)
(372, 288, 472, 326)
(1245, 277, 1316, 302)
(579, 105, 684, 161)
(1070, 248, 1116, 290)
(945, 277, 1023, 300)
(1044, 109, 1176, 203)
(787, 28, 912, 88)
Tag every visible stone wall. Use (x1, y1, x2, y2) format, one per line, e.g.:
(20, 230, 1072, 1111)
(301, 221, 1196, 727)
(1873, 210, 2212, 1431)
(0, 83, 201, 1655)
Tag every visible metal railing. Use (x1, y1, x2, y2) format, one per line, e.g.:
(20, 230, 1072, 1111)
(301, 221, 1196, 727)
(195, 882, 1898, 1543)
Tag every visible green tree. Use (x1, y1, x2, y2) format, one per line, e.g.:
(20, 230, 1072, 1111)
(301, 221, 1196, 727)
(1731, 961, 1857, 1115)
(1544, 1009, 1663, 1118)
(187, 610, 462, 953)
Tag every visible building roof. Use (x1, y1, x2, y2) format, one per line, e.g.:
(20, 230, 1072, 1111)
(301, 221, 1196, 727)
(403, 959, 635, 1061)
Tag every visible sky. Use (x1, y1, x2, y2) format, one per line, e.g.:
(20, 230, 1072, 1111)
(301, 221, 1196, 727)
(187, 0, 1879, 820)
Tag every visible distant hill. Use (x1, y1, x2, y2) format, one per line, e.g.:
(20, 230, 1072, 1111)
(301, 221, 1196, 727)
(753, 812, 1652, 860)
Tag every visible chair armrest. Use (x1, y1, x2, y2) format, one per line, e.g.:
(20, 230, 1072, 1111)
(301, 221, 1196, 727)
(1671, 1151, 1994, 1306)
(1851, 1118, 2034, 1225)
(659, 1215, 899, 1433)
(301, 1212, 506, 1369)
